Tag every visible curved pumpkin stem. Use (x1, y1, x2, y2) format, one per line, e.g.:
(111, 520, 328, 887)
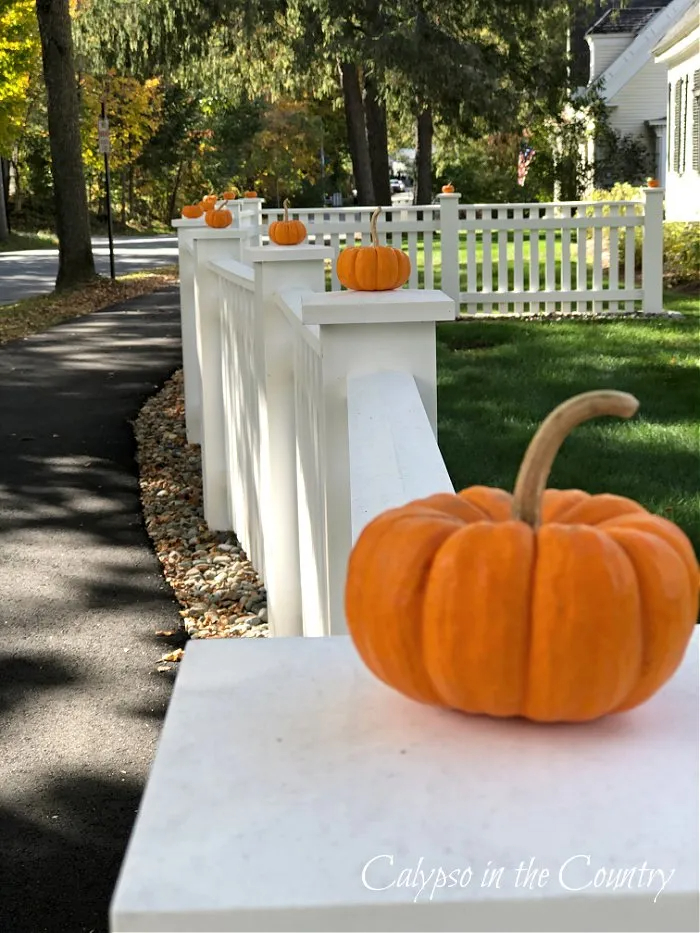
(511, 390, 639, 528)
(283, 198, 290, 222)
(370, 206, 381, 248)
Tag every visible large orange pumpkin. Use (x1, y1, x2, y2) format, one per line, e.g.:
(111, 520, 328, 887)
(336, 206, 410, 291)
(204, 204, 232, 228)
(182, 204, 203, 219)
(345, 390, 699, 724)
(268, 198, 306, 246)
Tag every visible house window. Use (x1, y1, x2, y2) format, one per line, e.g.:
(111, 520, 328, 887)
(693, 69, 700, 174)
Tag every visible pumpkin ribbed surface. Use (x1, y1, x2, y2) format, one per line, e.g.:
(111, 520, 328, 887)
(345, 391, 699, 723)
(336, 206, 411, 291)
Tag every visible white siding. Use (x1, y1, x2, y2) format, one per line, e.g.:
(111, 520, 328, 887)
(665, 48, 700, 221)
(608, 58, 669, 137)
(587, 34, 634, 83)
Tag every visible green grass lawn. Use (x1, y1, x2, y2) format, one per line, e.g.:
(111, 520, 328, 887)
(0, 230, 58, 252)
(436, 292, 700, 555)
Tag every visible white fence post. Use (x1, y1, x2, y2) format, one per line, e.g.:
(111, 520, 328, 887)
(193, 230, 256, 531)
(294, 288, 455, 636)
(240, 197, 265, 245)
(642, 187, 664, 314)
(172, 217, 205, 444)
(245, 244, 335, 638)
(437, 193, 461, 313)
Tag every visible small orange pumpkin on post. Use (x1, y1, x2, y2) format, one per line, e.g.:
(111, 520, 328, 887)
(243, 190, 258, 198)
(441, 182, 455, 194)
(268, 198, 306, 246)
(222, 188, 239, 200)
(204, 203, 232, 228)
(201, 194, 217, 210)
(336, 206, 411, 291)
(646, 177, 661, 188)
(345, 390, 699, 724)
(181, 204, 203, 219)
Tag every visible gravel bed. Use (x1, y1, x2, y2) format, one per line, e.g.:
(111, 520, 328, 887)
(132, 369, 269, 659)
(457, 310, 683, 321)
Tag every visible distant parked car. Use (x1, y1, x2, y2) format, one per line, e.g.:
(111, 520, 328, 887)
(390, 178, 406, 194)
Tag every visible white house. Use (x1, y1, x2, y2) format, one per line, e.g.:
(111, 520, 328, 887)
(653, 4, 700, 220)
(584, 0, 695, 184)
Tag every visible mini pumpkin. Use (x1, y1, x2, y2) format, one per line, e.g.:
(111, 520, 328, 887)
(244, 190, 258, 198)
(441, 182, 455, 194)
(345, 390, 699, 724)
(646, 177, 661, 188)
(205, 204, 232, 228)
(222, 188, 239, 200)
(336, 206, 410, 291)
(268, 198, 306, 246)
(201, 194, 217, 210)
(181, 204, 203, 219)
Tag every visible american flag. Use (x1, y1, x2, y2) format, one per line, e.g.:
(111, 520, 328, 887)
(517, 146, 536, 186)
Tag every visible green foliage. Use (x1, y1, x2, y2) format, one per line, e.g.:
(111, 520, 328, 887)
(663, 223, 700, 289)
(0, 0, 41, 154)
(434, 132, 525, 204)
(593, 127, 655, 189)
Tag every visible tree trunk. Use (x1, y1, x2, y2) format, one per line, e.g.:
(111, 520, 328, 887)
(0, 164, 9, 242)
(121, 170, 127, 225)
(128, 163, 135, 219)
(339, 61, 374, 205)
(166, 161, 184, 224)
(415, 106, 433, 206)
(363, 71, 392, 207)
(35, 0, 95, 289)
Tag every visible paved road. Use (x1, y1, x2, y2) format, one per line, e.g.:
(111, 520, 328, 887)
(0, 235, 178, 306)
(0, 289, 183, 932)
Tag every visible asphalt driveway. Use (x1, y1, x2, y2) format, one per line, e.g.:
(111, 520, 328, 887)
(0, 235, 178, 305)
(0, 287, 183, 932)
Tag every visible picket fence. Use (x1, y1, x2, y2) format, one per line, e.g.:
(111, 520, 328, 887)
(171, 187, 664, 636)
(259, 188, 664, 315)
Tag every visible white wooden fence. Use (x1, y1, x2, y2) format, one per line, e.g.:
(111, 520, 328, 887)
(259, 188, 664, 316)
(171, 188, 665, 635)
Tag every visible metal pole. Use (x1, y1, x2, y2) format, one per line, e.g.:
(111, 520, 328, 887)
(319, 119, 325, 207)
(101, 98, 116, 280)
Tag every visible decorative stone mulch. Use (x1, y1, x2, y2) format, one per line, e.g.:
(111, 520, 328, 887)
(132, 370, 268, 667)
(458, 310, 682, 321)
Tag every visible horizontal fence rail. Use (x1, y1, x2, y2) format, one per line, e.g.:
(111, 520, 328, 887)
(347, 370, 455, 544)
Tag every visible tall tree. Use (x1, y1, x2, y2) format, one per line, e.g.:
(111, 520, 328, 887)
(0, 165, 8, 241)
(339, 62, 374, 204)
(363, 68, 391, 205)
(35, 0, 94, 287)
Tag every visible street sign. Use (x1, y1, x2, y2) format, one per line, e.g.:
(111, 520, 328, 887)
(97, 117, 111, 155)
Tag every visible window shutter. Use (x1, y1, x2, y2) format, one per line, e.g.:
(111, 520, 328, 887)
(682, 76, 689, 174)
(693, 70, 700, 173)
(668, 81, 673, 170)
(673, 80, 682, 172)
